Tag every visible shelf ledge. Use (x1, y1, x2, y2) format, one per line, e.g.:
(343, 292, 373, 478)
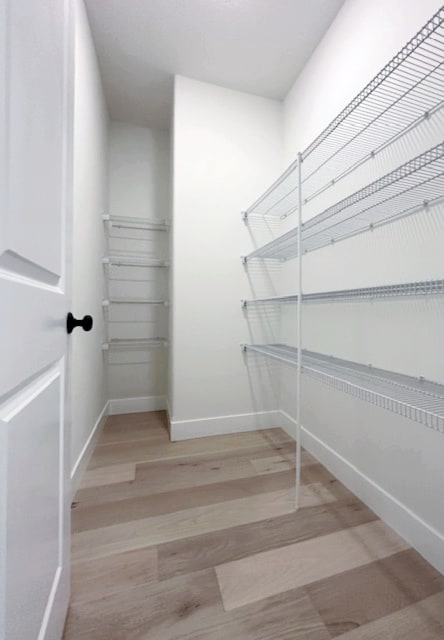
(243, 344, 444, 433)
(241, 279, 444, 306)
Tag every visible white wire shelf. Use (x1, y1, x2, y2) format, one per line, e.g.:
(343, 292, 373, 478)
(102, 338, 168, 350)
(241, 294, 298, 307)
(102, 256, 169, 268)
(243, 7, 444, 220)
(102, 298, 168, 307)
(103, 214, 169, 231)
(242, 158, 299, 220)
(242, 141, 444, 262)
(243, 344, 444, 433)
(302, 6, 444, 204)
(241, 279, 444, 306)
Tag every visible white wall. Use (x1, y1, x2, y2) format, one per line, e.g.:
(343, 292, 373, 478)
(277, 0, 444, 571)
(170, 76, 284, 438)
(107, 122, 170, 412)
(71, 0, 109, 492)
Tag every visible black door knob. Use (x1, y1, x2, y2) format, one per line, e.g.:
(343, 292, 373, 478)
(67, 312, 93, 334)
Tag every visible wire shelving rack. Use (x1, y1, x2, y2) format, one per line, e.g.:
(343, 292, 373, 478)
(243, 344, 444, 434)
(243, 6, 444, 220)
(242, 142, 444, 262)
(240, 6, 444, 510)
(102, 212, 170, 356)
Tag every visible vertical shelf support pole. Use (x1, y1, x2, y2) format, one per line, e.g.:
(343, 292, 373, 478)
(295, 153, 303, 510)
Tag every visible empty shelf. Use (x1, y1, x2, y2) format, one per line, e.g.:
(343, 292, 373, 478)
(244, 7, 444, 219)
(102, 338, 168, 350)
(301, 7, 444, 202)
(242, 142, 444, 262)
(243, 344, 444, 433)
(242, 225, 298, 262)
(103, 256, 169, 268)
(103, 214, 169, 231)
(241, 294, 299, 307)
(243, 158, 299, 220)
(241, 279, 444, 306)
(102, 298, 168, 306)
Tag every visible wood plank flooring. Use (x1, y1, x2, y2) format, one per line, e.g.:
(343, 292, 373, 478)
(64, 411, 444, 639)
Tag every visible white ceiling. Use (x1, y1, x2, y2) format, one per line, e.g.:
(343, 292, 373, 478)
(84, 0, 346, 130)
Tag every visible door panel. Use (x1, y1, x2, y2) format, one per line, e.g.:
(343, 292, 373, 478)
(0, 1, 73, 639)
(2, 369, 62, 639)
(3, 1, 65, 276)
(0, 277, 66, 397)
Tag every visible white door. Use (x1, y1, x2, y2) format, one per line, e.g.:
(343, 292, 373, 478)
(0, 1, 74, 639)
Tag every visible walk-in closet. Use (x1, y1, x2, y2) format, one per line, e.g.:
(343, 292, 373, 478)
(2, 1, 444, 638)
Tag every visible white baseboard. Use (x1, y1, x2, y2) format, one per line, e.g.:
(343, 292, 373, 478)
(279, 408, 444, 574)
(109, 395, 166, 415)
(279, 409, 298, 440)
(71, 401, 109, 498)
(170, 409, 282, 441)
(166, 397, 172, 438)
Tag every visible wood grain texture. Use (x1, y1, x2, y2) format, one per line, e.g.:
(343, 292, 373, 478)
(72, 482, 336, 562)
(72, 471, 295, 533)
(307, 548, 444, 637)
(65, 568, 330, 640)
(216, 520, 410, 611)
(76, 442, 296, 507)
(71, 547, 157, 604)
(334, 591, 444, 639)
(88, 428, 292, 469)
(65, 412, 444, 640)
(158, 499, 378, 581)
(250, 450, 316, 474)
(98, 411, 169, 445)
(78, 463, 136, 490)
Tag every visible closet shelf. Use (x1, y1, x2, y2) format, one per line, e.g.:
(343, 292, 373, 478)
(244, 7, 444, 220)
(103, 214, 169, 231)
(102, 298, 168, 306)
(242, 141, 444, 262)
(241, 294, 299, 307)
(102, 256, 169, 268)
(102, 338, 168, 350)
(242, 158, 299, 220)
(241, 279, 444, 306)
(243, 344, 444, 433)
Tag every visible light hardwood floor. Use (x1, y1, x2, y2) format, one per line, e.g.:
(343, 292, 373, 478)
(64, 411, 444, 639)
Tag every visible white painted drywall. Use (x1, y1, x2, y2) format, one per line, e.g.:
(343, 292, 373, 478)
(71, 0, 109, 488)
(277, 0, 444, 570)
(170, 76, 284, 438)
(107, 122, 170, 407)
